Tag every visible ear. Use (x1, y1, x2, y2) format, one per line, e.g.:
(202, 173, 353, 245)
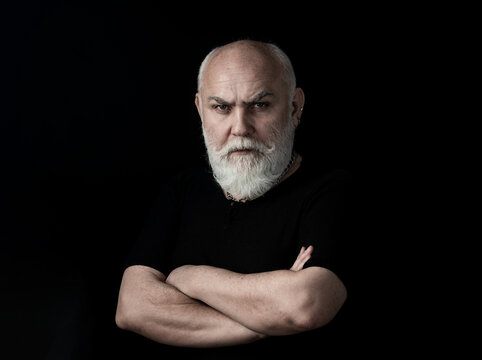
(195, 93, 203, 121)
(291, 88, 305, 128)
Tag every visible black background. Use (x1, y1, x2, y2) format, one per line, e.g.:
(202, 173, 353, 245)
(1, 1, 432, 358)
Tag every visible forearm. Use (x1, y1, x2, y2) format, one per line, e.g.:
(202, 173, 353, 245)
(167, 265, 316, 335)
(131, 293, 264, 348)
(168, 264, 347, 336)
(116, 266, 265, 347)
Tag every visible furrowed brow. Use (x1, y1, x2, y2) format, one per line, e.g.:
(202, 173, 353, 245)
(245, 91, 274, 105)
(207, 96, 232, 106)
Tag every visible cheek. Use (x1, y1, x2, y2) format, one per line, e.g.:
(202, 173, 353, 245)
(259, 114, 288, 139)
(203, 122, 229, 148)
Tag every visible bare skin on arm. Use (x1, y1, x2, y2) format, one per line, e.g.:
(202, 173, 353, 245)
(166, 246, 346, 336)
(115, 246, 317, 347)
(115, 265, 265, 348)
(116, 39, 349, 349)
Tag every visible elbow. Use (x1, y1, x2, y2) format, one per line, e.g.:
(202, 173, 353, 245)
(289, 287, 347, 332)
(115, 295, 140, 331)
(284, 304, 323, 333)
(115, 305, 128, 330)
(291, 307, 336, 332)
(115, 302, 130, 330)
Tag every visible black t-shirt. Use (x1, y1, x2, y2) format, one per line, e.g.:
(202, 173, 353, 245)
(122, 159, 354, 358)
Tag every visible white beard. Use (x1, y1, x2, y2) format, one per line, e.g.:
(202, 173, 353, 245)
(203, 120, 296, 200)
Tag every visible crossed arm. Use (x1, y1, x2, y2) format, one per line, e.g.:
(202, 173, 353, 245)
(115, 246, 347, 348)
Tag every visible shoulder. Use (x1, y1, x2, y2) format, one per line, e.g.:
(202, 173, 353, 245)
(295, 158, 353, 197)
(163, 165, 213, 191)
(157, 165, 217, 204)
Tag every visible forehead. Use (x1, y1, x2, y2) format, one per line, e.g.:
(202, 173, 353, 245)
(201, 47, 286, 99)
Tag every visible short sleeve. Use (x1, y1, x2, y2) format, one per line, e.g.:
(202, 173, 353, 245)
(298, 169, 353, 284)
(123, 177, 183, 276)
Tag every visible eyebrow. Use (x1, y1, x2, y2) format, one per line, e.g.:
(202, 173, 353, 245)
(207, 96, 231, 106)
(246, 91, 274, 104)
(207, 91, 275, 106)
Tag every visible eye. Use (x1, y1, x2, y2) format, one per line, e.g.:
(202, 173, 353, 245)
(252, 102, 269, 109)
(212, 104, 230, 113)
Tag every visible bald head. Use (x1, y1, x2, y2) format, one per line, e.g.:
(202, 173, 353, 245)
(197, 40, 296, 97)
(194, 40, 305, 199)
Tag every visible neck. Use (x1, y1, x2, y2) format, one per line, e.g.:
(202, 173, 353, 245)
(278, 153, 302, 184)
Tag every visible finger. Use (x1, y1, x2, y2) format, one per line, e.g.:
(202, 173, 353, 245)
(290, 246, 305, 271)
(297, 252, 310, 267)
(296, 245, 314, 269)
(290, 263, 301, 271)
(292, 247, 306, 266)
(297, 246, 312, 262)
(290, 246, 311, 271)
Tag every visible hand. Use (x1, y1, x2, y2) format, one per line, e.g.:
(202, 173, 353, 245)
(290, 246, 313, 271)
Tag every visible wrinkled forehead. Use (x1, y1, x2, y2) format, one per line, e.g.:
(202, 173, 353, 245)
(201, 47, 286, 97)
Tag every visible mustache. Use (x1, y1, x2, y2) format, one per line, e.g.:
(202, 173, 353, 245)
(218, 138, 272, 158)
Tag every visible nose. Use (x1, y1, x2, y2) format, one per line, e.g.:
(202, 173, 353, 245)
(231, 108, 254, 137)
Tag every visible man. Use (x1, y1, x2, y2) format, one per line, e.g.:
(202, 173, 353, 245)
(115, 39, 352, 356)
